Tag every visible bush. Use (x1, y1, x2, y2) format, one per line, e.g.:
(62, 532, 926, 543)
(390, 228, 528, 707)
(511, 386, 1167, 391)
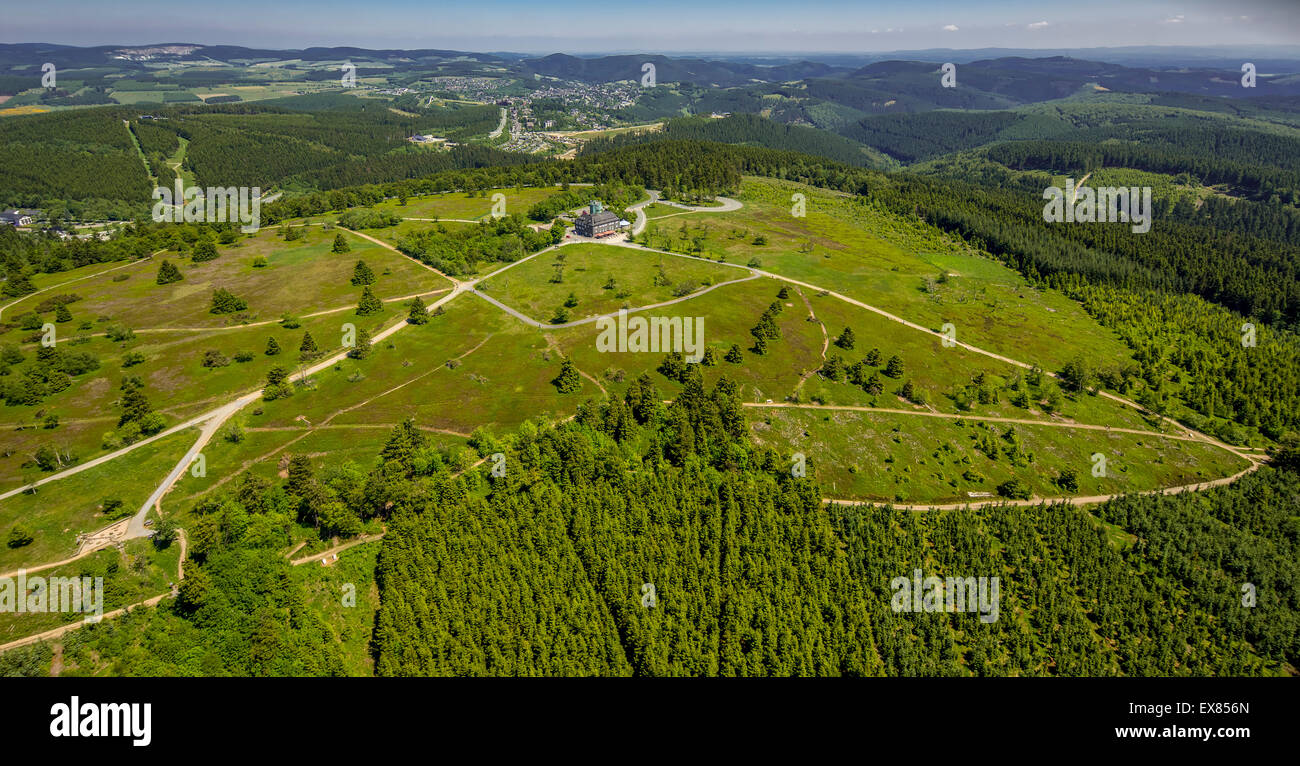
(6, 524, 33, 549)
(996, 478, 1032, 500)
(201, 349, 231, 368)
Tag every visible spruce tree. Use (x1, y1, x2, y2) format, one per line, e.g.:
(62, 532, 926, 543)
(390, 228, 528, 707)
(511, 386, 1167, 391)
(156, 259, 183, 285)
(265, 337, 281, 356)
(725, 344, 743, 363)
(356, 286, 383, 316)
(407, 296, 429, 325)
(333, 233, 351, 254)
(299, 331, 319, 360)
(348, 328, 372, 359)
(351, 260, 375, 286)
(835, 326, 856, 350)
(55, 304, 72, 323)
(552, 359, 582, 393)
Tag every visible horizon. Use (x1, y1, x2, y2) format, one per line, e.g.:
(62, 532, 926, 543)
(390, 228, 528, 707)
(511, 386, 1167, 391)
(3, 0, 1298, 54)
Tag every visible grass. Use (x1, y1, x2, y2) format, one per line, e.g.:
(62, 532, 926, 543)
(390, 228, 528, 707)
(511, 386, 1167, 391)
(0, 225, 448, 337)
(0, 538, 181, 644)
(479, 243, 742, 323)
(749, 407, 1249, 504)
(0, 307, 415, 490)
(552, 276, 825, 405)
(293, 541, 381, 676)
(641, 177, 1139, 375)
(0, 428, 196, 572)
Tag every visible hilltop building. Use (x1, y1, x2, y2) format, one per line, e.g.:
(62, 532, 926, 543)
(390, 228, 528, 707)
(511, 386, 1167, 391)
(0, 209, 35, 227)
(574, 200, 621, 238)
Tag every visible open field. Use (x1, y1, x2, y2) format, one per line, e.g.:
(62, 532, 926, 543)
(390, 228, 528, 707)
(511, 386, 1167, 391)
(749, 406, 1250, 503)
(642, 177, 1140, 374)
(0, 225, 450, 336)
(477, 242, 742, 323)
(0, 428, 196, 572)
(369, 187, 562, 221)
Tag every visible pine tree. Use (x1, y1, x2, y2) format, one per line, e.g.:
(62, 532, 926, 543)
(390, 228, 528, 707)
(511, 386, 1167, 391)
(552, 359, 582, 393)
(118, 386, 153, 427)
(407, 295, 429, 324)
(55, 304, 72, 323)
(864, 347, 881, 366)
(835, 326, 856, 350)
(356, 286, 383, 316)
(351, 260, 375, 286)
(265, 337, 281, 356)
(156, 259, 183, 285)
(348, 328, 372, 359)
(333, 233, 351, 254)
(884, 354, 905, 378)
(725, 344, 743, 363)
(299, 331, 319, 360)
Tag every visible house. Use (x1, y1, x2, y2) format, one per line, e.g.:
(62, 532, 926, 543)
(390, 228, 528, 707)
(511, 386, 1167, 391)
(0, 210, 34, 227)
(574, 201, 621, 238)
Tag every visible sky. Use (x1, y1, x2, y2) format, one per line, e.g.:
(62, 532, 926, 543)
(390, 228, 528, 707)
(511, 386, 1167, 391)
(2, 0, 1298, 53)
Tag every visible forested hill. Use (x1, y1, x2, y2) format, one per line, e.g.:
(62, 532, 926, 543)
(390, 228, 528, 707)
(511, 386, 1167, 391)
(581, 114, 894, 168)
(35, 368, 1300, 675)
(367, 368, 1300, 676)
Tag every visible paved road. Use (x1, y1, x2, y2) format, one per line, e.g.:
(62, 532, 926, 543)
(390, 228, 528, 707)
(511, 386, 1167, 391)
(489, 108, 508, 139)
(627, 191, 742, 235)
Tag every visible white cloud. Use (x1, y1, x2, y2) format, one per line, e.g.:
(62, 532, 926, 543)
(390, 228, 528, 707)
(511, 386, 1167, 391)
(942, 24, 959, 32)
(1163, 14, 1185, 24)
(1027, 21, 1050, 30)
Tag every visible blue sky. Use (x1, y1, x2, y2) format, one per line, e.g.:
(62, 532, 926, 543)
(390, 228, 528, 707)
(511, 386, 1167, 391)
(3, 0, 1297, 53)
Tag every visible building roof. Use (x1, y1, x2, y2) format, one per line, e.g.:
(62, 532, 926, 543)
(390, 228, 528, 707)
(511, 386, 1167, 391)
(578, 210, 620, 225)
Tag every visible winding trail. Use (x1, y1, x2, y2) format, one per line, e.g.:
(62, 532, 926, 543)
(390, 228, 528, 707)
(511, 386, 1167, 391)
(824, 459, 1264, 512)
(1, 187, 1262, 583)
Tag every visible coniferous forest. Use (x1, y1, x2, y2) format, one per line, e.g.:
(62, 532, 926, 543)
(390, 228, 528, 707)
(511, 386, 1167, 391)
(52, 369, 1299, 676)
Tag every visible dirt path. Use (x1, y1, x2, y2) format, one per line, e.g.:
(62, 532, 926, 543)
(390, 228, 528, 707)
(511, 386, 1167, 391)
(290, 531, 386, 566)
(744, 402, 1207, 443)
(0, 530, 186, 656)
(790, 286, 829, 396)
(0, 254, 156, 321)
(4, 188, 1262, 578)
(824, 459, 1264, 511)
